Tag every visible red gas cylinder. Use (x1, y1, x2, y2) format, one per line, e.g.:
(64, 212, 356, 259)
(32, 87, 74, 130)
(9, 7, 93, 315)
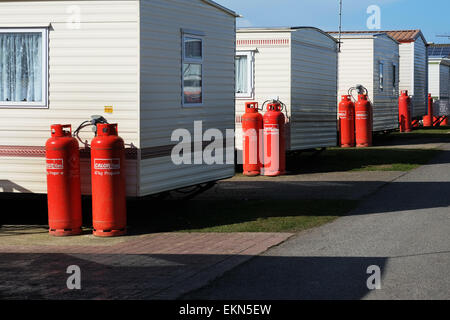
(423, 94, 434, 127)
(45, 124, 82, 236)
(355, 94, 373, 148)
(399, 90, 412, 133)
(242, 102, 263, 176)
(91, 123, 127, 237)
(263, 102, 286, 176)
(338, 95, 356, 148)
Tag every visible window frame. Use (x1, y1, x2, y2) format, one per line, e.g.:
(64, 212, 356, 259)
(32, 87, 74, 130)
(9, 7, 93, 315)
(235, 51, 254, 99)
(0, 27, 49, 109)
(181, 31, 204, 107)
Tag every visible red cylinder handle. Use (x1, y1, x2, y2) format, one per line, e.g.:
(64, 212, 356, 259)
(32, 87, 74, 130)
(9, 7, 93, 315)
(61, 125, 72, 135)
(245, 102, 259, 113)
(245, 102, 258, 109)
(267, 103, 281, 112)
(51, 124, 72, 137)
(98, 123, 118, 136)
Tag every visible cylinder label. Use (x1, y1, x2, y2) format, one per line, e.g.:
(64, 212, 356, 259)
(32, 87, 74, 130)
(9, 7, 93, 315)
(46, 159, 64, 170)
(356, 111, 369, 119)
(94, 159, 120, 170)
(94, 158, 121, 176)
(339, 111, 347, 119)
(264, 124, 279, 135)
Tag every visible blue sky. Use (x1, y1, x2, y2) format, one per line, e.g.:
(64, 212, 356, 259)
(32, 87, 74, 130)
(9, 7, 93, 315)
(217, 0, 450, 43)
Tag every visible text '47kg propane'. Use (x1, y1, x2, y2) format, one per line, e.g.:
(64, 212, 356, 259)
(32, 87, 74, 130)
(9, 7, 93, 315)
(91, 123, 127, 237)
(263, 102, 286, 176)
(45, 125, 82, 236)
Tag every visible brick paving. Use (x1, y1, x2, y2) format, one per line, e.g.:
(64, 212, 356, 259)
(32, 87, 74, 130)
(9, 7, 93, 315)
(0, 229, 292, 300)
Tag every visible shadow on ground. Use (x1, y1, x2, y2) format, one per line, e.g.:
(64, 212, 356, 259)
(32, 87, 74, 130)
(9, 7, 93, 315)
(0, 195, 356, 234)
(0, 252, 388, 300)
(1, 180, 450, 234)
(285, 148, 444, 175)
(372, 126, 450, 147)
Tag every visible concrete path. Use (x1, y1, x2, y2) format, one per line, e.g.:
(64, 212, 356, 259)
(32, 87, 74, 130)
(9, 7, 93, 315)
(0, 231, 292, 299)
(185, 144, 450, 300)
(197, 171, 405, 201)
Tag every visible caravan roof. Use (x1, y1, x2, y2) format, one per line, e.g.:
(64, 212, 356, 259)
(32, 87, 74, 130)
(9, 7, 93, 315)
(238, 26, 338, 42)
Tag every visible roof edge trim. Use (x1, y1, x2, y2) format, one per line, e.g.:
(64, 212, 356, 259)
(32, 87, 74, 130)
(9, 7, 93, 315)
(201, 0, 240, 17)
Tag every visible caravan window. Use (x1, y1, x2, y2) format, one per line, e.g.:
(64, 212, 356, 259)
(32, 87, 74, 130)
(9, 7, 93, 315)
(235, 51, 254, 98)
(0, 28, 48, 108)
(392, 63, 397, 88)
(182, 33, 203, 106)
(379, 62, 384, 92)
(184, 37, 202, 60)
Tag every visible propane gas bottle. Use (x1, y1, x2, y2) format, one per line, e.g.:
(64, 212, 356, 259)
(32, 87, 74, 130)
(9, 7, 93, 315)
(423, 94, 434, 127)
(45, 124, 82, 236)
(399, 90, 412, 132)
(355, 94, 373, 148)
(338, 95, 356, 148)
(263, 102, 286, 176)
(91, 123, 127, 237)
(242, 102, 263, 176)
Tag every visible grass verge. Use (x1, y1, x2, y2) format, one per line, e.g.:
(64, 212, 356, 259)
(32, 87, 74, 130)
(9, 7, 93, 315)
(1, 196, 357, 234)
(1, 196, 358, 234)
(375, 126, 450, 144)
(287, 147, 441, 174)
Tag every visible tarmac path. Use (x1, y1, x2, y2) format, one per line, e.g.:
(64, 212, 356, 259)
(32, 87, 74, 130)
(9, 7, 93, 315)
(185, 143, 450, 300)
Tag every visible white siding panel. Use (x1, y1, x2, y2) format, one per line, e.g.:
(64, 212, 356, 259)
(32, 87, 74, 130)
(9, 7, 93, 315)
(235, 28, 337, 155)
(398, 42, 413, 94)
(0, 157, 138, 196)
(411, 40, 428, 117)
(235, 32, 291, 154)
(0, 1, 140, 195)
(336, 37, 374, 104)
(428, 63, 441, 97)
(140, 155, 234, 195)
(398, 41, 427, 118)
(139, 0, 236, 196)
(429, 61, 450, 116)
(0, 1, 138, 24)
(335, 35, 399, 132)
(439, 64, 450, 99)
(290, 29, 337, 150)
(372, 36, 399, 132)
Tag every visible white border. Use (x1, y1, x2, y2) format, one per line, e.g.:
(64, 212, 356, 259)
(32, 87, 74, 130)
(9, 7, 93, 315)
(235, 50, 254, 99)
(0, 27, 49, 109)
(181, 31, 204, 107)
